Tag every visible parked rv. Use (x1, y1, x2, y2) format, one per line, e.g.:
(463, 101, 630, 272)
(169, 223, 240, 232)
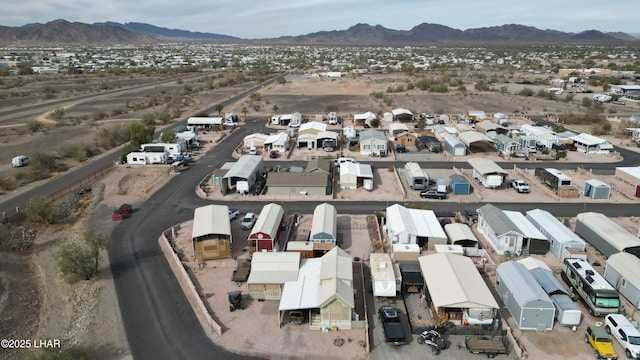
(11, 155, 30, 167)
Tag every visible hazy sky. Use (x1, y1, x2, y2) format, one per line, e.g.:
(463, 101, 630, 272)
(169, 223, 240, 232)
(2, 0, 639, 39)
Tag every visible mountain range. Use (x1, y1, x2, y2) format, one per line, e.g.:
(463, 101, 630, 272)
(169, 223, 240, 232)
(0, 19, 637, 46)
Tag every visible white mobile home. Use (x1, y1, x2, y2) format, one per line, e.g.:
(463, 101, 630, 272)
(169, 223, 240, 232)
(526, 209, 585, 260)
(575, 212, 640, 259)
(605, 252, 640, 309)
(359, 130, 388, 156)
(477, 204, 549, 256)
(385, 204, 447, 251)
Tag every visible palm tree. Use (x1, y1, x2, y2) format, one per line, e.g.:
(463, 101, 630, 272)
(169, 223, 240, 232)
(272, 105, 279, 114)
(241, 106, 248, 120)
(214, 103, 224, 115)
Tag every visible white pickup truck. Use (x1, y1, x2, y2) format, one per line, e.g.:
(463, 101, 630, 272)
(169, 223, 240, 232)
(510, 179, 530, 193)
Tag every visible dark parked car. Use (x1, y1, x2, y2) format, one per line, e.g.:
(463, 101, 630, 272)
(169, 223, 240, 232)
(269, 150, 279, 158)
(395, 144, 407, 153)
(118, 204, 133, 215)
(378, 306, 406, 346)
(420, 190, 447, 199)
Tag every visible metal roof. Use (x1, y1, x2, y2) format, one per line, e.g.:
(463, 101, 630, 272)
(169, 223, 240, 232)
(606, 252, 640, 289)
(386, 204, 447, 240)
(526, 209, 585, 247)
(299, 121, 327, 133)
(192, 204, 230, 239)
(458, 131, 494, 146)
(311, 203, 337, 241)
(570, 133, 612, 146)
(467, 158, 507, 175)
(529, 267, 570, 296)
(497, 261, 554, 308)
(264, 132, 289, 145)
(477, 204, 521, 237)
(247, 252, 300, 284)
(444, 223, 478, 244)
(503, 210, 547, 240)
(359, 129, 387, 142)
(223, 155, 263, 179)
(419, 253, 499, 309)
(250, 203, 284, 240)
(576, 212, 640, 252)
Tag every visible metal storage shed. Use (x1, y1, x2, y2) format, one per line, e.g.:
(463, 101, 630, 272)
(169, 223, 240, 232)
(444, 134, 467, 156)
(449, 174, 471, 195)
(604, 252, 640, 309)
(310, 203, 337, 245)
(575, 212, 640, 259)
(191, 205, 232, 261)
(526, 209, 585, 260)
(584, 179, 611, 199)
(495, 261, 555, 331)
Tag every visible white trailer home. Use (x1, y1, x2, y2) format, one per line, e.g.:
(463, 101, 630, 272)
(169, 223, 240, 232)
(141, 142, 185, 157)
(370, 253, 401, 297)
(404, 162, 428, 190)
(126, 151, 167, 165)
(604, 252, 640, 310)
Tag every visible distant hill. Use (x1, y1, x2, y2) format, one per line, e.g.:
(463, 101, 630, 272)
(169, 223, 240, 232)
(270, 23, 638, 45)
(0, 19, 153, 45)
(0, 19, 637, 46)
(95, 21, 238, 41)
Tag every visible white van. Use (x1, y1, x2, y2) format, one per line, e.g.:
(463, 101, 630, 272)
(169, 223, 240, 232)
(605, 314, 640, 359)
(249, 146, 258, 155)
(11, 155, 30, 167)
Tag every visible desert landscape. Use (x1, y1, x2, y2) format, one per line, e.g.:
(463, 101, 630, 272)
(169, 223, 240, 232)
(0, 65, 639, 360)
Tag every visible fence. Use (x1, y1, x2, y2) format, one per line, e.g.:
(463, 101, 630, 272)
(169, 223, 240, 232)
(2, 162, 115, 224)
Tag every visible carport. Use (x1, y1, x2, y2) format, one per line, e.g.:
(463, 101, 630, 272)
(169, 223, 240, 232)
(458, 131, 495, 153)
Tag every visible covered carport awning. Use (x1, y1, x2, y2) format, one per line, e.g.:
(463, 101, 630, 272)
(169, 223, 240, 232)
(316, 131, 338, 141)
(457, 131, 494, 148)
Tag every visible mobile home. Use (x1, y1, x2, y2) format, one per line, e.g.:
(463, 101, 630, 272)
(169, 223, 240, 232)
(541, 168, 572, 190)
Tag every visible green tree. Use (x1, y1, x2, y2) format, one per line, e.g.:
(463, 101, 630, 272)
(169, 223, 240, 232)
(581, 97, 593, 108)
(128, 122, 155, 149)
(83, 229, 111, 275)
(160, 130, 176, 143)
(370, 118, 381, 128)
(272, 105, 279, 114)
(27, 196, 58, 224)
(552, 123, 566, 133)
(214, 103, 224, 115)
(241, 106, 248, 120)
(555, 150, 567, 160)
(58, 242, 95, 282)
(58, 230, 110, 283)
(276, 76, 287, 85)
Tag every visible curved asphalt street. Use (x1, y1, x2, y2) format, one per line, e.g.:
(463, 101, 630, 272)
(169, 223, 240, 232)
(2, 80, 640, 359)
